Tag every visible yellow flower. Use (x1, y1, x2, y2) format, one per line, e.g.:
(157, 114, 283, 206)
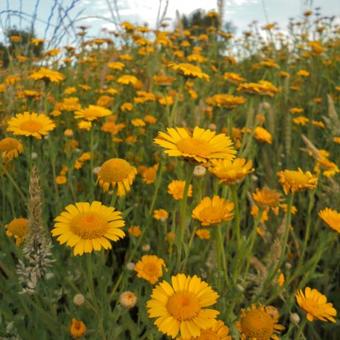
(78, 120, 92, 130)
(277, 169, 317, 194)
(70, 319, 86, 338)
(153, 209, 169, 221)
(192, 196, 234, 226)
(296, 287, 336, 322)
(107, 61, 125, 70)
(168, 180, 193, 200)
(75, 105, 111, 121)
(139, 164, 159, 184)
(292, 116, 309, 126)
(319, 208, 340, 233)
(131, 118, 146, 127)
(238, 81, 279, 97)
(195, 228, 211, 240)
(147, 273, 219, 339)
(135, 255, 166, 284)
(0, 137, 23, 161)
(97, 158, 137, 196)
(7, 112, 56, 139)
(29, 67, 64, 83)
(254, 127, 272, 144)
(169, 63, 209, 80)
(209, 158, 253, 184)
(237, 304, 284, 340)
(223, 72, 245, 84)
(6, 218, 29, 245)
(128, 225, 142, 237)
(117, 74, 138, 86)
(206, 94, 246, 109)
(52, 201, 125, 256)
(277, 272, 285, 287)
(177, 320, 232, 339)
(297, 69, 310, 77)
(55, 175, 67, 185)
(154, 127, 236, 163)
(252, 187, 281, 209)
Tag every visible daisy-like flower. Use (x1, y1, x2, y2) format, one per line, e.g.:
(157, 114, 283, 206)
(252, 187, 281, 209)
(70, 319, 86, 338)
(153, 209, 169, 221)
(29, 67, 65, 83)
(147, 273, 219, 339)
(0, 137, 23, 161)
(206, 94, 246, 109)
(154, 127, 236, 163)
(7, 112, 56, 139)
(135, 255, 166, 284)
(236, 304, 284, 340)
(74, 105, 111, 121)
(6, 218, 29, 246)
(117, 75, 139, 86)
(168, 63, 209, 80)
(177, 320, 232, 339)
(254, 127, 272, 144)
(139, 164, 159, 184)
(296, 287, 337, 322)
(168, 180, 193, 200)
(318, 208, 340, 233)
(277, 169, 318, 194)
(209, 158, 253, 184)
(192, 196, 234, 226)
(97, 158, 137, 196)
(52, 201, 125, 256)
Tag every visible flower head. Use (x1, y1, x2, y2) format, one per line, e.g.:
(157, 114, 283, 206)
(169, 63, 209, 80)
(296, 287, 336, 322)
(135, 255, 166, 284)
(168, 180, 193, 200)
(154, 127, 236, 163)
(52, 201, 125, 255)
(192, 196, 234, 226)
(30, 67, 64, 83)
(177, 320, 232, 339)
(237, 304, 284, 340)
(97, 158, 137, 196)
(319, 208, 340, 233)
(70, 319, 86, 338)
(75, 105, 111, 121)
(277, 169, 317, 194)
(6, 218, 29, 245)
(0, 137, 23, 161)
(147, 273, 219, 339)
(254, 127, 272, 144)
(7, 112, 55, 139)
(252, 187, 281, 209)
(209, 158, 253, 184)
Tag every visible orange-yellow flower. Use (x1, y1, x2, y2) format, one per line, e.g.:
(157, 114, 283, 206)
(135, 255, 166, 284)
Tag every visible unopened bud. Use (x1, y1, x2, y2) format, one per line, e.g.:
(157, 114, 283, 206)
(73, 293, 85, 306)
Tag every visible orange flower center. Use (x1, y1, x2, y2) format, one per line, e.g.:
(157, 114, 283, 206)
(167, 291, 201, 321)
(99, 158, 132, 182)
(240, 309, 274, 340)
(20, 119, 43, 133)
(70, 212, 108, 239)
(176, 138, 211, 157)
(197, 329, 219, 340)
(200, 207, 224, 222)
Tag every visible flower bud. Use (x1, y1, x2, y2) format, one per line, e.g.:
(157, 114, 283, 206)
(119, 291, 137, 309)
(73, 293, 85, 306)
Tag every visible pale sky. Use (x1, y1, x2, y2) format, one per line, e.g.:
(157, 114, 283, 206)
(1, 0, 339, 44)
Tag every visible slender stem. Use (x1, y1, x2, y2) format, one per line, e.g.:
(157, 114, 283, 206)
(0, 162, 26, 202)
